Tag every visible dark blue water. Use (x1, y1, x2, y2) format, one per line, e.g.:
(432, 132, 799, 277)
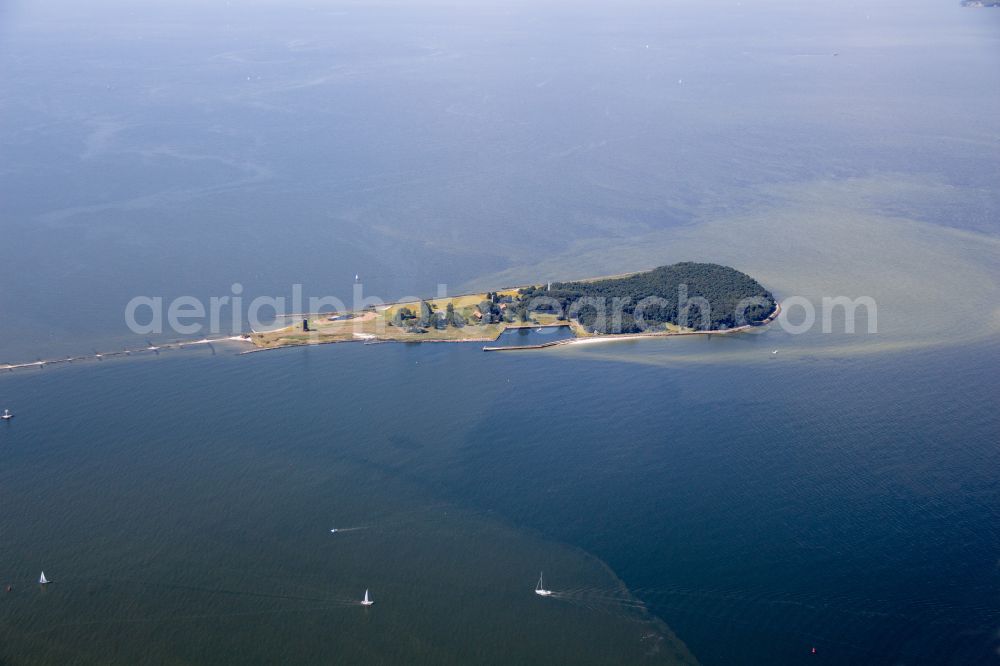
(473, 339, 1000, 664)
(1, 337, 997, 664)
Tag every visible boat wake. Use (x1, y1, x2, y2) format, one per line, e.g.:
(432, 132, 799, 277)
(541, 586, 650, 620)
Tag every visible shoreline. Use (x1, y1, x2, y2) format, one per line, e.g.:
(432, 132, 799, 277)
(247, 264, 776, 352)
(0, 304, 781, 372)
(2, 266, 780, 370)
(483, 302, 782, 352)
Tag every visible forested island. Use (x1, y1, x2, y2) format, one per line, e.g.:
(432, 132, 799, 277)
(518, 262, 775, 333)
(249, 262, 777, 350)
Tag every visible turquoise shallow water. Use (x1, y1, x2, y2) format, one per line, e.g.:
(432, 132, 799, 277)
(0, 335, 997, 664)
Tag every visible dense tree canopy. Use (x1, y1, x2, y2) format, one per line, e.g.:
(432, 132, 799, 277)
(518, 262, 775, 333)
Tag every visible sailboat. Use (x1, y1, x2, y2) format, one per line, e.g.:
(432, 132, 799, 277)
(361, 589, 374, 606)
(534, 572, 552, 596)
(39, 572, 49, 585)
(1, 409, 12, 421)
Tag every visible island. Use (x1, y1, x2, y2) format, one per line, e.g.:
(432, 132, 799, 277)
(248, 262, 778, 352)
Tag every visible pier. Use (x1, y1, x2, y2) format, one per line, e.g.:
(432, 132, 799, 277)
(1, 336, 251, 373)
(482, 339, 575, 352)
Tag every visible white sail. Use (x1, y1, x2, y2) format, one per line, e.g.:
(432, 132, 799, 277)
(535, 572, 552, 596)
(39, 572, 49, 585)
(361, 588, 374, 605)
